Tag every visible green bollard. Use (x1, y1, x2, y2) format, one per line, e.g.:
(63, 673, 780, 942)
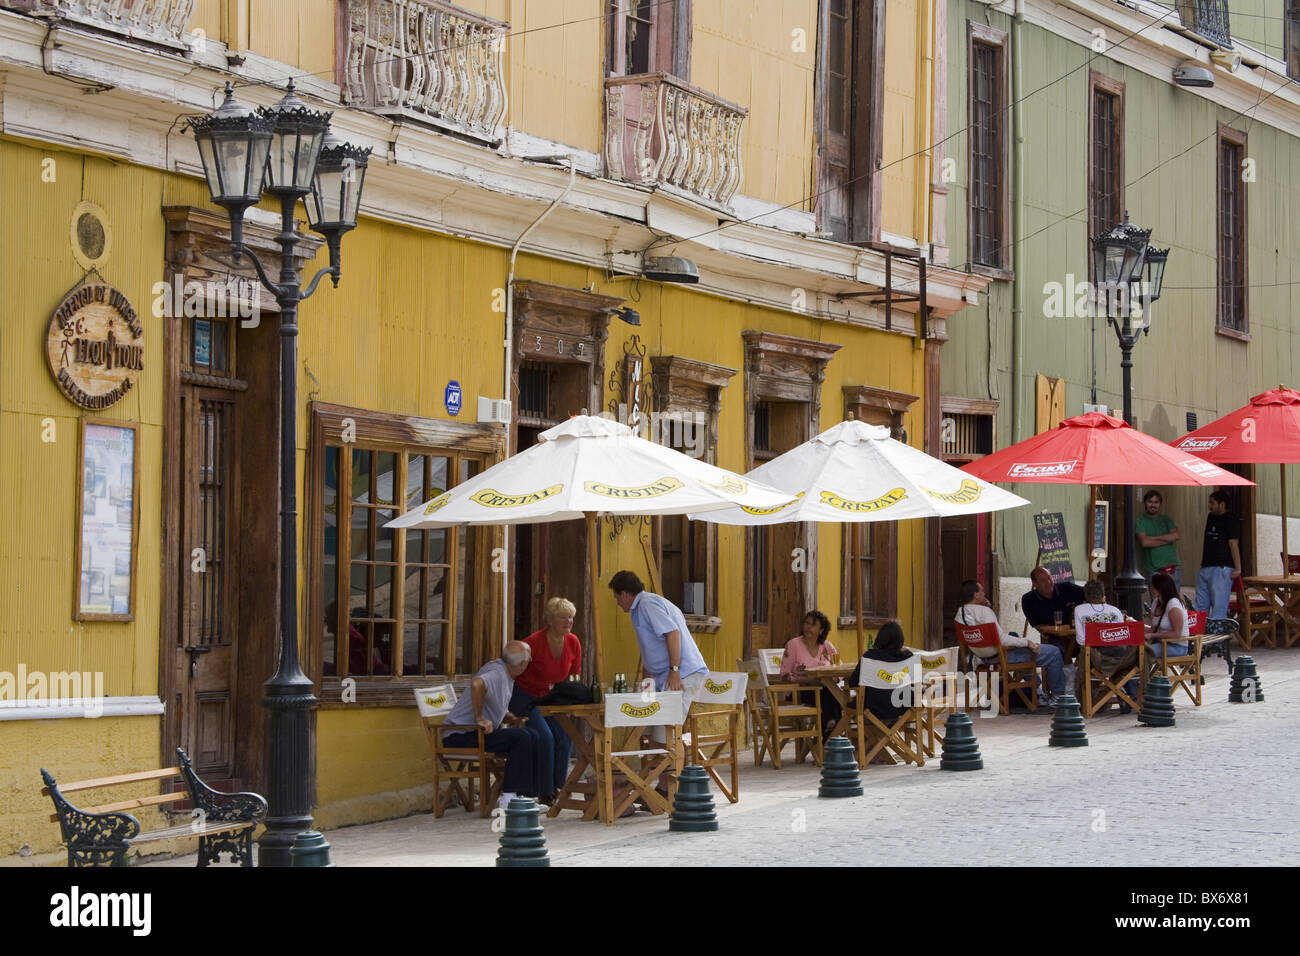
(669, 764, 719, 832)
(289, 830, 334, 867)
(1048, 694, 1088, 747)
(818, 736, 864, 798)
(496, 797, 550, 867)
(939, 713, 984, 771)
(1138, 676, 1176, 727)
(1228, 656, 1264, 703)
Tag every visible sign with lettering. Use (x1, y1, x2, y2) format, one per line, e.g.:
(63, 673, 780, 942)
(45, 283, 144, 410)
(1033, 511, 1075, 583)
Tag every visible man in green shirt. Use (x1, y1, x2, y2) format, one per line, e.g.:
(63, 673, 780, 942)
(1136, 489, 1181, 591)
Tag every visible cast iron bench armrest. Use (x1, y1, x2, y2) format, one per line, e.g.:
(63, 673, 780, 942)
(177, 748, 267, 824)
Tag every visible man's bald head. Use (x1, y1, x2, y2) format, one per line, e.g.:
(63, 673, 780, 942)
(1030, 567, 1053, 596)
(503, 640, 532, 676)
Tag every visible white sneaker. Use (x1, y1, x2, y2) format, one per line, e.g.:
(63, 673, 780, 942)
(498, 791, 519, 812)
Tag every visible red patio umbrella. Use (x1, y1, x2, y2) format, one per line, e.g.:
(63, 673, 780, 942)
(1171, 386, 1300, 564)
(960, 413, 1254, 487)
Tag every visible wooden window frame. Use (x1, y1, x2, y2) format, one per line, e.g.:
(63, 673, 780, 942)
(837, 385, 917, 628)
(1216, 123, 1249, 340)
(967, 22, 1011, 277)
(606, 0, 692, 79)
(649, 356, 737, 632)
(306, 403, 505, 708)
(1088, 72, 1125, 282)
(814, 0, 886, 243)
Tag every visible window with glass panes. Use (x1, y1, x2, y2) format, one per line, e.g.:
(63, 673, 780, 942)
(968, 26, 1008, 271)
(321, 443, 485, 679)
(1089, 74, 1124, 273)
(1217, 126, 1248, 334)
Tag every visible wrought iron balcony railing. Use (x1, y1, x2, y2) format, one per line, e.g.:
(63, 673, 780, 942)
(342, 0, 509, 143)
(1176, 0, 1232, 49)
(604, 73, 748, 209)
(1, 0, 196, 47)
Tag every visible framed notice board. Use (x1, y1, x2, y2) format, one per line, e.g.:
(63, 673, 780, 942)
(75, 419, 139, 621)
(1090, 499, 1109, 556)
(1033, 511, 1074, 583)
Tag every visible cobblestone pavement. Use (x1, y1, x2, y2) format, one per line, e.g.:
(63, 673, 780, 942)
(147, 647, 1299, 867)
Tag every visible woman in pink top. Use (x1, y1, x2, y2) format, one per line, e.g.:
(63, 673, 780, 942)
(781, 610, 839, 737)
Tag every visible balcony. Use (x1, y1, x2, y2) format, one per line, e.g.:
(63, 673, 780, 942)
(604, 73, 748, 210)
(1176, 0, 1232, 49)
(0, 0, 197, 48)
(341, 0, 508, 144)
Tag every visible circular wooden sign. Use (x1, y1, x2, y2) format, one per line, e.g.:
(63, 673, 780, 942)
(45, 283, 144, 410)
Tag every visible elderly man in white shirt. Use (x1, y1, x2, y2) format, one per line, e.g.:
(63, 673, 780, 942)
(954, 579, 1066, 706)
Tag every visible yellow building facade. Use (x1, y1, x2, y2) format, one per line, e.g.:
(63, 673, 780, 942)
(0, 0, 984, 858)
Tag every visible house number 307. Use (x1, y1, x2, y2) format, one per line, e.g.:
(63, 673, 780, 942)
(533, 336, 582, 356)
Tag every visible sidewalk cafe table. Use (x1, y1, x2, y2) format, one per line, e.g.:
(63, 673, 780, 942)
(1241, 575, 1300, 648)
(1035, 624, 1078, 661)
(802, 664, 857, 739)
(536, 701, 684, 825)
(535, 703, 604, 821)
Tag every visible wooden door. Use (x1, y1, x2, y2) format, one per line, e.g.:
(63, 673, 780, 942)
(173, 386, 241, 780)
(940, 514, 979, 646)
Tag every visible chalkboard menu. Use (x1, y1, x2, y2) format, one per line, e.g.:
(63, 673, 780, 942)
(1091, 500, 1109, 555)
(1033, 512, 1074, 583)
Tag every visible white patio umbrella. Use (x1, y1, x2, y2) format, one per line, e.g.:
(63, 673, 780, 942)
(690, 420, 1030, 655)
(386, 415, 796, 679)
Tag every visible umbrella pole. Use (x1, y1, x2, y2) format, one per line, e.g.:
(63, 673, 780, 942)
(855, 523, 865, 657)
(587, 511, 604, 684)
(1283, 464, 1290, 573)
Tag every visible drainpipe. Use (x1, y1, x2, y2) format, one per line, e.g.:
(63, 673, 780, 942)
(501, 156, 576, 648)
(1010, 0, 1026, 442)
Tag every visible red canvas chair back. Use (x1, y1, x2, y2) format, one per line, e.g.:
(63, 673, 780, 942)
(1285, 553, 1300, 574)
(955, 622, 1001, 650)
(1082, 620, 1144, 647)
(1185, 610, 1206, 635)
(1232, 574, 1247, 599)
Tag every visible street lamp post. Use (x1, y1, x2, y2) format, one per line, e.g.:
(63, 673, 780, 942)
(1091, 213, 1168, 620)
(188, 82, 369, 866)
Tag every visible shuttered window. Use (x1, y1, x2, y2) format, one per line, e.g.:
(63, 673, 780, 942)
(968, 26, 1008, 271)
(1216, 126, 1248, 335)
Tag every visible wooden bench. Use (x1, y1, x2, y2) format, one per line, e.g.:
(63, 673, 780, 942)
(41, 747, 267, 867)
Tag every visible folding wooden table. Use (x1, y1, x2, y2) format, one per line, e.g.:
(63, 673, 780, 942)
(1242, 575, 1300, 648)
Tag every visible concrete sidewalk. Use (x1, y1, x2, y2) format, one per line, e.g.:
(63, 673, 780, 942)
(145, 646, 1299, 867)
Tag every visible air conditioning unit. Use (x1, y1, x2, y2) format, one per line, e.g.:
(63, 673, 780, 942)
(478, 397, 512, 425)
(1083, 403, 1110, 416)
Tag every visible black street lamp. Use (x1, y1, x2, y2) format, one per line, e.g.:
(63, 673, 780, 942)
(1091, 212, 1168, 620)
(189, 81, 370, 867)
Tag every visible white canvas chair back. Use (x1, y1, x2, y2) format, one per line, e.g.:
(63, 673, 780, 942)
(737, 657, 769, 689)
(858, 655, 921, 694)
(603, 691, 686, 728)
(915, 647, 959, 676)
(757, 647, 784, 677)
(695, 671, 749, 706)
(414, 684, 457, 718)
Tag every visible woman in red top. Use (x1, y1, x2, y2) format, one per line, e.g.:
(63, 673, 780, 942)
(508, 597, 582, 802)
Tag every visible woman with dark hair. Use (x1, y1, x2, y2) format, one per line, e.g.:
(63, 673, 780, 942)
(781, 609, 840, 737)
(847, 621, 916, 724)
(1147, 571, 1189, 659)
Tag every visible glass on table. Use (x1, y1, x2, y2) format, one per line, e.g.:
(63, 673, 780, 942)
(1053, 611, 1063, 626)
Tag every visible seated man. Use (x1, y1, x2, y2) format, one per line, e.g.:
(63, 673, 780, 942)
(1073, 578, 1138, 712)
(440, 640, 546, 811)
(1022, 567, 1087, 657)
(956, 579, 1066, 707)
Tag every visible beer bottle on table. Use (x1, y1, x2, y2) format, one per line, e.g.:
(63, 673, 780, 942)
(590, 677, 602, 703)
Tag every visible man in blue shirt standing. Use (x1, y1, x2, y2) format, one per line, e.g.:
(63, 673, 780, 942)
(608, 570, 708, 708)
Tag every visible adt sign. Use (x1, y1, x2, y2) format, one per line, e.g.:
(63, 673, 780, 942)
(444, 380, 462, 417)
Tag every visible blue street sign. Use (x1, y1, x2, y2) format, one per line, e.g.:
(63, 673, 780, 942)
(445, 380, 462, 416)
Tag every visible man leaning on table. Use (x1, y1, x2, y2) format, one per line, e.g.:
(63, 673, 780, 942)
(957, 579, 1067, 707)
(608, 570, 708, 714)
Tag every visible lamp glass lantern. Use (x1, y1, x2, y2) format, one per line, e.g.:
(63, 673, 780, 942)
(188, 83, 272, 216)
(260, 80, 332, 197)
(1091, 213, 1151, 287)
(305, 133, 371, 237)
